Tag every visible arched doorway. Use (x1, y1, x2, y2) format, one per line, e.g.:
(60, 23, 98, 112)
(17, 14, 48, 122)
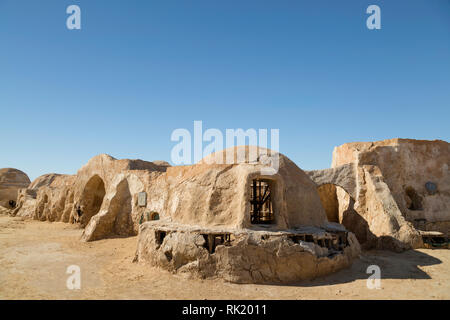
(79, 175, 106, 227)
(317, 184, 341, 223)
(317, 183, 372, 245)
(139, 211, 160, 225)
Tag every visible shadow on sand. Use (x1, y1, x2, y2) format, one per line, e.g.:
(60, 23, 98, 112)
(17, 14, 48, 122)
(279, 249, 442, 287)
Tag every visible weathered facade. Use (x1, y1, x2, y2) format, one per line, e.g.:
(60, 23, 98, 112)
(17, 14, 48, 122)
(136, 146, 360, 283)
(11, 154, 169, 242)
(308, 139, 449, 251)
(3, 139, 448, 283)
(5, 146, 361, 283)
(0, 168, 30, 209)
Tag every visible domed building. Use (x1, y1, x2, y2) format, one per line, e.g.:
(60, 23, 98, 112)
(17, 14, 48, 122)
(135, 146, 361, 283)
(10, 139, 449, 282)
(12, 147, 361, 283)
(0, 168, 30, 209)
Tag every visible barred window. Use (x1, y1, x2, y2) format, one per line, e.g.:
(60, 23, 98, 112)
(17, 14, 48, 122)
(250, 179, 274, 224)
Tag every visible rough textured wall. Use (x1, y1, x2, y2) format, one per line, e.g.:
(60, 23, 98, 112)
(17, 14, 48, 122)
(163, 164, 240, 228)
(11, 147, 343, 243)
(317, 184, 339, 222)
(12, 154, 170, 242)
(330, 138, 449, 250)
(82, 171, 153, 241)
(136, 222, 361, 283)
(73, 155, 168, 241)
(164, 146, 329, 230)
(276, 155, 329, 228)
(13, 174, 76, 222)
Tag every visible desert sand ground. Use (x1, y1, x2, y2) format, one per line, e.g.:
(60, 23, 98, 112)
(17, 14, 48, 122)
(0, 214, 448, 300)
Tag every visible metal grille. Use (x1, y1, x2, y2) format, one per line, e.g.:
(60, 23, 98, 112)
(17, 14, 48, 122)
(250, 179, 274, 224)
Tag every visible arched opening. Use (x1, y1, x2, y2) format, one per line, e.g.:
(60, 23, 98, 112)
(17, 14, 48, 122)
(139, 211, 160, 225)
(79, 175, 106, 227)
(317, 184, 340, 223)
(317, 183, 373, 246)
(81, 179, 137, 241)
(150, 212, 160, 220)
(405, 186, 423, 211)
(8, 200, 16, 209)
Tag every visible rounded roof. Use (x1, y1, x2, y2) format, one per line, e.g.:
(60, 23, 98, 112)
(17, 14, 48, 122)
(29, 173, 64, 190)
(167, 146, 328, 229)
(199, 145, 283, 166)
(0, 168, 31, 188)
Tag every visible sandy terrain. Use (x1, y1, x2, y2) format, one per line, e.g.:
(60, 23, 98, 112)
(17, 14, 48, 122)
(0, 214, 448, 300)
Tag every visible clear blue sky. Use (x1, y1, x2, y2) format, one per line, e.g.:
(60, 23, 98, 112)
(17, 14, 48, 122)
(1, 0, 449, 181)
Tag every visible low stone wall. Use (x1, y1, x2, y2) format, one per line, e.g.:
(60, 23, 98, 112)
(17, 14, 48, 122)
(136, 222, 360, 284)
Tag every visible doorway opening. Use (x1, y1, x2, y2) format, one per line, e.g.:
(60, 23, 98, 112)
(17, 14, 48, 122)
(250, 179, 275, 224)
(79, 175, 106, 227)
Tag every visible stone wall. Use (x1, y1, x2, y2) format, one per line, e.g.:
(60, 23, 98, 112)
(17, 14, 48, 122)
(136, 222, 361, 283)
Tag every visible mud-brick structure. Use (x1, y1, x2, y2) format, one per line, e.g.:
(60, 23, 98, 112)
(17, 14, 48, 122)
(0, 168, 30, 209)
(7, 146, 360, 283)
(5, 139, 448, 283)
(308, 139, 450, 251)
(135, 146, 360, 283)
(11, 155, 170, 241)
